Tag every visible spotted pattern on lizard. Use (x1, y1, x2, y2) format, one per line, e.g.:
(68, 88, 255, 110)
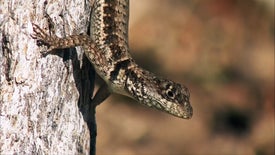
(32, 0, 193, 119)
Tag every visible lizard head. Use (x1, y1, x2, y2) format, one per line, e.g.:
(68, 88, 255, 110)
(125, 69, 193, 119)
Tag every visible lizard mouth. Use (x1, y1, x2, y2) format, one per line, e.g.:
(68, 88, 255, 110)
(162, 101, 193, 119)
(173, 101, 193, 119)
(182, 104, 193, 119)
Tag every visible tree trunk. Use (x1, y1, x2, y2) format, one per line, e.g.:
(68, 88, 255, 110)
(0, 0, 96, 154)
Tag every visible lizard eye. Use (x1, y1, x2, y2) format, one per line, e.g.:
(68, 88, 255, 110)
(167, 90, 175, 98)
(154, 78, 183, 102)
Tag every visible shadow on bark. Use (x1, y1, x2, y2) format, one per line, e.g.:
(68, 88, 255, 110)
(70, 50, 97, 155)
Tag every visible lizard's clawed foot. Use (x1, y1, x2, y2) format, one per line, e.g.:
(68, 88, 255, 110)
(31, 23, 59, 53)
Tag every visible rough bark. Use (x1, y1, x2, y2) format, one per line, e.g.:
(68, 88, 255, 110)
(0, 0, 96, 154)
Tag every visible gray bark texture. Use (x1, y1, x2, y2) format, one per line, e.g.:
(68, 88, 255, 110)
(0, 0, 96, 154)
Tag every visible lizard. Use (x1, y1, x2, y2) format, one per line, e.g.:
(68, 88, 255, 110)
(31, 0, 193, 119)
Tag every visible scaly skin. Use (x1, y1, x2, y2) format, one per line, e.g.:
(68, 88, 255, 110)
(32, 0, 193, 119)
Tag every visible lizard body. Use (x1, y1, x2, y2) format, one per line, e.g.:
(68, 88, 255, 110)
(32, 0, 193, 119)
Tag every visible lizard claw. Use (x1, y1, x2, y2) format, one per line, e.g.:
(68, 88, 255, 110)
(31, 23, 48, 40)
(31, 23, 58, 52)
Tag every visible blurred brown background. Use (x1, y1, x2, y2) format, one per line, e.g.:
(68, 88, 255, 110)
(96, 0, 274, 154)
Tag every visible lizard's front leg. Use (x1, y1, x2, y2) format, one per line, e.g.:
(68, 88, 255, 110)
(32, 23, 92, 52)
(32, 23, 110, 107)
